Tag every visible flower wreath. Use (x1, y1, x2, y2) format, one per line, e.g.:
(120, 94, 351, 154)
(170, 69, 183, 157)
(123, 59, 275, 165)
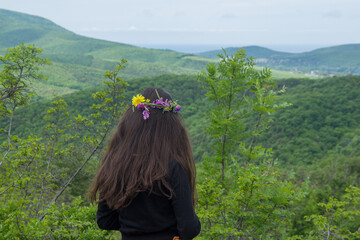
(132, 89, 181, 120)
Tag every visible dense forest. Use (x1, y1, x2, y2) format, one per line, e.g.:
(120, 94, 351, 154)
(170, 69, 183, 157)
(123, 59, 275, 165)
(5, 71, 360, 168)
(1, 43, 359, 239)
(0, 8, 360, 240)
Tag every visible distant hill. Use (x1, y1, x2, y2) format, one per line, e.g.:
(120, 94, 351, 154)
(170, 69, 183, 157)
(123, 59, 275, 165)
(0, 9, 313, 99)
(197, 44, 360, 75)
(0, 9, 69, 47)
(0, 9, 213, 97)
(197, 46, 293, 59)
(261, 75, 360, 166)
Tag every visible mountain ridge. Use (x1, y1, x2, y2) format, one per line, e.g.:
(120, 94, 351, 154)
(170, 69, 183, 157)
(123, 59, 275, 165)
(196, 44, 360, 74)
(0, 8, 67, 31)
(0, 9, 317, 99)
(0, 9, 213, 98)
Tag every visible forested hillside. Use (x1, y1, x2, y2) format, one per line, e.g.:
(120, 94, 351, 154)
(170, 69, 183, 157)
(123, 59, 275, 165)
(197, 45, 360, 75)
(0, 9, 210, 97)
(197, 46, 293, 59)
(5, 73, 360, 169)
(263, 75, 360, 166)
(0, 9, 311, 99)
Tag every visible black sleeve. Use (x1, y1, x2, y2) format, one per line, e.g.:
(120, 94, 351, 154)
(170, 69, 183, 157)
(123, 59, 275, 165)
(170, 161, 201, 240)
(96, 200, 121, 230)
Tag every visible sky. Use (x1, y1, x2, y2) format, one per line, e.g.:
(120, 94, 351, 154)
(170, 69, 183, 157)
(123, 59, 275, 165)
(1, 0, 360, 53)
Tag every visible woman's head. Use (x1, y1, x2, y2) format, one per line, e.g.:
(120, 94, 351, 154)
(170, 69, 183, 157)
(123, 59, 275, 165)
(89, 87, 196, 209)
(131, 87, 179, 120)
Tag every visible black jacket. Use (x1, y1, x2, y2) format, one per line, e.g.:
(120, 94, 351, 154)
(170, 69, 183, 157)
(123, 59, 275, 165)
(96, 160, 201, 240)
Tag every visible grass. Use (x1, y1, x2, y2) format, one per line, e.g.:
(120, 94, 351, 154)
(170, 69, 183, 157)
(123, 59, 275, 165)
(1, 8, 317, 100)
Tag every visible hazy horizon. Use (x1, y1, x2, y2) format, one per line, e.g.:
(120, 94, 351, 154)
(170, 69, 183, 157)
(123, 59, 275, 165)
(1, 0, 359, 53)
(131, 43, 338, 54)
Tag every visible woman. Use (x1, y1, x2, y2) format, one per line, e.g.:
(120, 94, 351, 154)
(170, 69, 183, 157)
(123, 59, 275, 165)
(89, 87, 201, 240)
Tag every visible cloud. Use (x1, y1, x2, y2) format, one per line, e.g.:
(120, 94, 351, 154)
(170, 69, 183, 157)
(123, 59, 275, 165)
(220, 13, 237, 19)
(76, 26, 268, 33)
(173, 11, 186, 17)
(323, 10, 342, 18)
(76, 26, 139, 32)
(142, 9, 154, 17)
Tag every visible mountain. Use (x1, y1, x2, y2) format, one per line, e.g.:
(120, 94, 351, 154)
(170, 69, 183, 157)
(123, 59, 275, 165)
(284, 44, 360, 73)
(0, 9, 211, 97)
(197, 44, 360, 75)
(197, 46, 293, 59)
(0, 9, 69, 47)
(0, 9, 311, 99)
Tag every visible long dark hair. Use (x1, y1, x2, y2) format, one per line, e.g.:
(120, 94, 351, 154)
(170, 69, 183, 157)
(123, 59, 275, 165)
(89, 87, 196, 209)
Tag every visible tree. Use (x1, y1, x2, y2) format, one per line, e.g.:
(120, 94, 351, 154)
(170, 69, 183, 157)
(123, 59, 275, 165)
(0, 43, 50, 168)
(0, 43, 50, 114)
(288, 186, 360, 240)
(196, 49, 307, 239)
(0, 43, 128, 239)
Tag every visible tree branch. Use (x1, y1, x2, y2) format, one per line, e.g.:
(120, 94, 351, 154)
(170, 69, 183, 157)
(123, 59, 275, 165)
(39, 125, 110, 221)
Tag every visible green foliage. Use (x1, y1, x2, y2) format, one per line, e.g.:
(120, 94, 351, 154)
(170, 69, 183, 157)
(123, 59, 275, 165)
(0, 197, 112, 240)
(289, 147, 360, 236)
(7, 74, 359, 168)
(0, 44, 128, 239)
(0, 43, 50, 115)
(299, 186, 360, 239)
(196, 49, 305, 239)
(1, 43, 360, 238)
(1, 73, 212, 162)
(262, 76, 360, 166)
(197, 49, 290, 181)
(198, 159, 308, 240)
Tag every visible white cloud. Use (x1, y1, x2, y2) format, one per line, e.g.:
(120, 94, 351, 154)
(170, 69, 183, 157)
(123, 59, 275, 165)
(323, 10, 342, 18)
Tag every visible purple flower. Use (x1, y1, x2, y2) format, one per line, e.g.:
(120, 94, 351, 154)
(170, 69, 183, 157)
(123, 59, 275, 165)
(142, 110, 150, 120)
(137, 104, 145, 110)
(175, 106, 181, 112)
(163, 99, 172, 106)
(155, 99, 164, 105)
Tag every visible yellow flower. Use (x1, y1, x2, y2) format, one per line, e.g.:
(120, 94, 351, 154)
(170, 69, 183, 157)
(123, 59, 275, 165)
(132, 94, 145, 107)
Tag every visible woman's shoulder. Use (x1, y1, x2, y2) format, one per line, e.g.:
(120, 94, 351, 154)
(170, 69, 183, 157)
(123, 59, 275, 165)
(168, 159, 190, 184)
(168, 159, 185, 174)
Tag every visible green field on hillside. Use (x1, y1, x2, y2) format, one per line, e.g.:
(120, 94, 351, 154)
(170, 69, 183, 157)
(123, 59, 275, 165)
(0, 8, 314, 100)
